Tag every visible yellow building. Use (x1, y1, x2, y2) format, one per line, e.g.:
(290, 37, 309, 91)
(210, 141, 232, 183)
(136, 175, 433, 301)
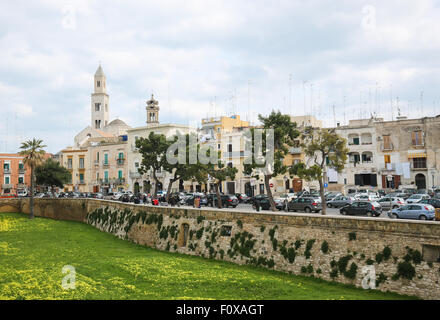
(60, 147, 89, 192)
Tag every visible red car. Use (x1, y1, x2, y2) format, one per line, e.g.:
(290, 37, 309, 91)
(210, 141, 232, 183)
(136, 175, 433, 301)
(0, 194, 18, 199)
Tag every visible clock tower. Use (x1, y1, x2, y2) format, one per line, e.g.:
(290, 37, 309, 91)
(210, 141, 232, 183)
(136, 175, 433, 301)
(146, 94, 160, 127)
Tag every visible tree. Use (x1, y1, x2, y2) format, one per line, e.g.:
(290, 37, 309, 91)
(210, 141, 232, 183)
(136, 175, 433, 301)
(244, 111, 299, 211)
(136, 132, 172, 198)
(290, 127, 349, 215)
(162, 132, 205, 202)
(19, 138, 47, 219)
(205, 158, 238, 209)
(35, 158, 71, 196)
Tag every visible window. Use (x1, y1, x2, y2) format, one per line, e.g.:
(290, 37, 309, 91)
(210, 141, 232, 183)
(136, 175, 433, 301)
(18, 162, 24, 170)
(79, 158, 84, 169)
(104, 171, 109, 182)
(97, 81, 100, 87)
(67, 158, 73, 169)
(96, 172, 99, 180)
(4, 176, 10, 184)
(118, 170, 123, 179)
(18, 176, 24, 184)
(4, 162, 10, 171)
(218, 144, 221, 150)
(135, 162, 139, 168)
(118, 152, 124, 159)
(227, 162, 233, 168)
(413, 157, 427, 169)
(97, 152, 99, 161)
(79, 174, 84, 183)
(95, 103, 101, 111)
(104, 154, 108, 165)
(411, 131, 423, 146)
(384, 155, 391, 164)
(227, 144, 232, 152)
(383, 135, 392, 150)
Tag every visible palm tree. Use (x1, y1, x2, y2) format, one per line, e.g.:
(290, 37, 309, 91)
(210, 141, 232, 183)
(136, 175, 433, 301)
(19, 139, 47, 219)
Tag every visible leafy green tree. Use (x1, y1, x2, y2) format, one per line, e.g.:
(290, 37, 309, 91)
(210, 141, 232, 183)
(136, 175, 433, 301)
(163, 132, 205, 202)
(136, 132, 173, 197)
(205, 158, 238, 209)
(244, 111, 299, 211)
(290, 127, 349, 214)
(35, 158, 71, 196)
(19, 138, 47, 219)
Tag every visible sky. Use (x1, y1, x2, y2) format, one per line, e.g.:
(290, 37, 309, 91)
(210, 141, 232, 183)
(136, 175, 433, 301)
(1, 0, 440, 154)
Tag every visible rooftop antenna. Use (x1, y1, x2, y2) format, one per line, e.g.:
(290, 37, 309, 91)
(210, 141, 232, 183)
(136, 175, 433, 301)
(390, 84, 393, 121)
(289, 74, 293, 115)
(332, 104, 336, 127)
(303, 80, 307, 116)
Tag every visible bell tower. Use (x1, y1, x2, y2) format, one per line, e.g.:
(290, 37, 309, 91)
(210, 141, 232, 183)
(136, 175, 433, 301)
(91, 64, 109, 129)
(146, 94, 160, 127)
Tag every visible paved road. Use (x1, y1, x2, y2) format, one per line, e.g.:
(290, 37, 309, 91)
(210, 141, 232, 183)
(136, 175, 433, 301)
(177, 203, 395, 220)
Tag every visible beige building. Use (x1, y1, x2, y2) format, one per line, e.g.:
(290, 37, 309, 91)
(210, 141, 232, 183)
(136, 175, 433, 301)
(61, 147, 89, 192)
(61, 65, 131, 193)
(126, 95, 196, 194)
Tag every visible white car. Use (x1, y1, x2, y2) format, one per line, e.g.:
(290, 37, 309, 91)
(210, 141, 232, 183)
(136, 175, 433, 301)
(405, 194, 431, 204)
(354, 194, 379, 201)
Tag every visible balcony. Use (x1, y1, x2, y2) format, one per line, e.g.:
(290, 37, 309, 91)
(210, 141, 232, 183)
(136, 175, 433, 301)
(18, 168, 25, 174)
(289, 147, 302, 155)
(116, 158, 125, 166)
(79, 180, 85, 185)
(381, 163, 396, 172)
(94, 160, 99, 166)
(102, 161, 109, 167)
(129, 171, 142, 179)
(2, 184, 13, 189)
(3, 168, 11, 174)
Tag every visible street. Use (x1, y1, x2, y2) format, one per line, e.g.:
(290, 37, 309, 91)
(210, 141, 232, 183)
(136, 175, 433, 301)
(176, 202, 396, 220)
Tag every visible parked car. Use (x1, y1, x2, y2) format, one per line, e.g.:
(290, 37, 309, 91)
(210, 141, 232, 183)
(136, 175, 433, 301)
(376, 197, 406, 210)
(354, 194, 380, 202)
(405, 194, 431, 204)
(325, 192, 342, 201)
(340, 201, 382, 217)
(185, 195, 208, 206)
(389, 204, 435, 220)
(249, 194, 268, 205)
(235, 193, 251, 203)
(275, 193, 296, 202)
(17, 190, 28, 197)
(418, 198, 440, 208)
(0, 193, 17, 199)
(213, 195, 239, 208)
(287, 197, 322, 213)
(326, 196, 355, 208)
(252, 197, 286, 211)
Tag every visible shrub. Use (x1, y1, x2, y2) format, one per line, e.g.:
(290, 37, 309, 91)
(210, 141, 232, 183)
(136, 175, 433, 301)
(301, 266, 307, 273)
(260, 226, 265, 233)
(396, 261, 416, 280)
(294, 240, 302, 250)
(304, 239, 316, 259)
(306, 264, 314, 274)
(197, 215, 205, 224)
(375, 252, 384, 264)
(403, 248, 422, 265)
(382, 246, 392, 260)
(344, 262, 358, 279)
(330, 269, 338, 278)
(366, 259, 374, 265)
(196, 227, 204, 239)
(348, 232, 356, 241)
(237, 220, 243, 229)
(376, 272, 388, 287)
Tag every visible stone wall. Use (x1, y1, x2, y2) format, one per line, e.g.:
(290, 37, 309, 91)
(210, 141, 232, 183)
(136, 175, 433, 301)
(2, 198, 440, 299)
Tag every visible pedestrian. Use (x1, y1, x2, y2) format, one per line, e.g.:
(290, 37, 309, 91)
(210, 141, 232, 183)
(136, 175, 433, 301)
(255, 198, 261, 212)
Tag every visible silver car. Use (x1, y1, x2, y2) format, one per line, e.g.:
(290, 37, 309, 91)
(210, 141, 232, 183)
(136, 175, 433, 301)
(389, 204, 435, 220)
(377, 197, 406, 211)
(405, 194, 431, 204)
(326, 195, 355, 208)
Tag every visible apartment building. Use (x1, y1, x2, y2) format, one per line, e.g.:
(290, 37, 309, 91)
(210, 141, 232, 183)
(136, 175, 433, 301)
(61, 147, 89, 192)
(0, 154, 30, 194)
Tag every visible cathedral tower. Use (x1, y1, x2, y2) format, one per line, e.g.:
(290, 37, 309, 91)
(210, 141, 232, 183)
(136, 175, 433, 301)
(146, 94, 160, 127)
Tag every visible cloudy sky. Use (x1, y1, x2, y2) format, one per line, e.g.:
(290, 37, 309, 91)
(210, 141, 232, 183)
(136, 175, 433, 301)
(1, 0, 440, 154)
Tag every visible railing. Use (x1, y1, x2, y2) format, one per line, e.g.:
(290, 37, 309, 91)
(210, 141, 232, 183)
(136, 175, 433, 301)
(3, 168, 11, 174)
(116, 159, 125, 165)
(289, 147, 302, 154)
(2, 184, 13, 189)
(94, 160, 99, 166)
(129, 171, 142, 179)
(102, 161, 109, 167)
(18, 168, 25, 174)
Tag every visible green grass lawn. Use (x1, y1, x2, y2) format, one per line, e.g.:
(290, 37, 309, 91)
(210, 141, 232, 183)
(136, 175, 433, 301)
(0, 212, 415, 300)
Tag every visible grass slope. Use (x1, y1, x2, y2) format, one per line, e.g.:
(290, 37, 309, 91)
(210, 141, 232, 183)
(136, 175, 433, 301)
(0, 212, 415, 300)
